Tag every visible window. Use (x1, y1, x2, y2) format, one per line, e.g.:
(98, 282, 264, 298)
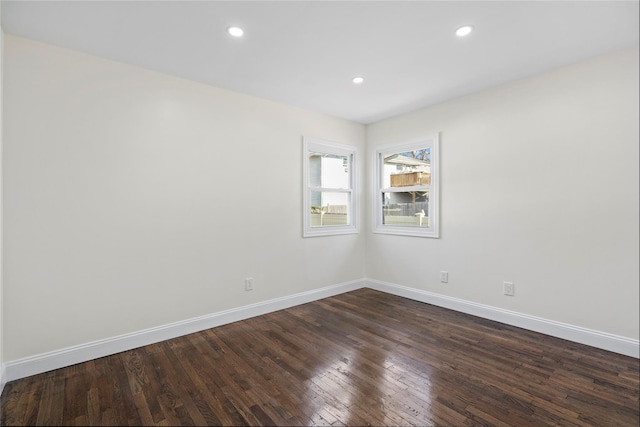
(374, 134, 439, 237)
(303, 137, 358, 237)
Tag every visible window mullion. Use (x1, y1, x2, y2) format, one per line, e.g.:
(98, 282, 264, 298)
(381, 185, 430, 193)
(309, 187, 352, 193)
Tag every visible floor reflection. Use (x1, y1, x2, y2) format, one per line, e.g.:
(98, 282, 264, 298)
(302, 339, 437, 425)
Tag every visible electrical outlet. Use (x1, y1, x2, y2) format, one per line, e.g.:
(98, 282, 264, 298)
(503, 282, 514, 296)
(440, 271, 449, 283)
(245, 277, 254, 291)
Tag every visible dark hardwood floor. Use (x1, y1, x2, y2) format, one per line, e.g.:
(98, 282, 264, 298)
(1, 288, 639, 426)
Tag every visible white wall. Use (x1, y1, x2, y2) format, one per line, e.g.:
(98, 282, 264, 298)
(2, 35, 366, 361)
(2, 34, 638, 370)
(366, 47, 640, 340)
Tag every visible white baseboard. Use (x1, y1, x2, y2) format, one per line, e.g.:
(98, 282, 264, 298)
(4, 279, 365, 382)
(1, 363, 6, 396)
(4, 278, 638, 384)
(365, 278, 639, 359)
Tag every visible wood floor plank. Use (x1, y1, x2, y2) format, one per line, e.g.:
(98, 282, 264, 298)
(2, 288, 638, 426)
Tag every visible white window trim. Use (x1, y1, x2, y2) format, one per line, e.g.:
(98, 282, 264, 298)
(374, 134, 440, 238)
(303, 137, 358, 237)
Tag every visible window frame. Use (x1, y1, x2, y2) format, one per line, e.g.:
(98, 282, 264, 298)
(374, 134, 439, 238)
(303, 137, 358, 237)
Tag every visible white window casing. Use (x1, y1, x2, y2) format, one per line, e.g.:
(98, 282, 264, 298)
(303, 137, 358, 237)
(374, 134, 439, 238)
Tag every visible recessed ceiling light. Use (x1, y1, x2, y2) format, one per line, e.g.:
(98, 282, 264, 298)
(227, 26, 244, 37)
(352, 76, 364, 84)
(456, 25, 473, 37)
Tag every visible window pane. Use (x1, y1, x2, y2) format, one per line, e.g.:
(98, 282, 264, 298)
(310, 191, 350, 227)
(382, 190, 429, 228)
(309, 152, 350, 189)
(382, 148, 431, 188)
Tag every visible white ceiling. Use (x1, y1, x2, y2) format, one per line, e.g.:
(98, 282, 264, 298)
(2, 1, 638, 124)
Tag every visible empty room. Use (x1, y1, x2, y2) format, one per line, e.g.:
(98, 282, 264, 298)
(0, 1, 638, 426)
